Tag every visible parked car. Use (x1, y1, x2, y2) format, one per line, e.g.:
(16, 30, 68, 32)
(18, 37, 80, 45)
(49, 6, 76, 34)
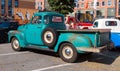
(8, 12, 113, 63)
(65, 16, 93, 29)
(92, 18, 120, 48)
(0, 21, 18, 42)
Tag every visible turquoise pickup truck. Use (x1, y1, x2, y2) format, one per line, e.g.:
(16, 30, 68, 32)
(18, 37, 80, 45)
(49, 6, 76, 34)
(8, 12, 113, 63)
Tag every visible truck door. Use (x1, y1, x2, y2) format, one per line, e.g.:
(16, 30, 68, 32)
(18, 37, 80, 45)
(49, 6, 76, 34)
(25, 16, 44, 45)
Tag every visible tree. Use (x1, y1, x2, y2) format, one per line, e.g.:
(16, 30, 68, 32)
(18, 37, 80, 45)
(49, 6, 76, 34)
(48, 0, 74, 15)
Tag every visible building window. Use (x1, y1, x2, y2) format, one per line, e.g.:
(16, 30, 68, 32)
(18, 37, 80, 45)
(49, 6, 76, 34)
(1, 0, 5, 6)
(102, 1, 105, 6)
(77, 4, 79, 8)
(88, 2, 91, 7)
(8, 0, 12, 15)
(81, 0, 84, 1)
(97, 2, 99, 6)
(15, 0, 19, 7)
(74, 0, 79, 8)
(108, 0, 112, 6)
(1, 0, 5, 15)
(118, 1, 120, 15)
(81, 3, 84, 8)
(41, 2, 42, 5)
(91, 2, 94, 7)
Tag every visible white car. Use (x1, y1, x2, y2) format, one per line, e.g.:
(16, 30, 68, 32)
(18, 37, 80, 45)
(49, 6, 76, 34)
(93, 18, 120, 48)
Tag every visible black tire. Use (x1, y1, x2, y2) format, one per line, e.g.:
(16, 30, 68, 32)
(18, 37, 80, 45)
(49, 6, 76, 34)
(42, 28, 58, 48)
(59, 43, 78, 63)
(0, 32, 8, 43)
(107, 41, 116, 51)
(11, 37, 22, 51)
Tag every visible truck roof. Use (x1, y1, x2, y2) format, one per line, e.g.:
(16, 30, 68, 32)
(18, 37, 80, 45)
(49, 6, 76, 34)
(95, 18, 119, 22)
(34, 11, 64, 17)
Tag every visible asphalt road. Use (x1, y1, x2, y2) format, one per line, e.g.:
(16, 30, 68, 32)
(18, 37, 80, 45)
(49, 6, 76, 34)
(0, 43, 120, 71)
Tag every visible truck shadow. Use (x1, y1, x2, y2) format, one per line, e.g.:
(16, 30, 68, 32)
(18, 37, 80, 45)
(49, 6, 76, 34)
(26, 48, 59, 57)
(26, 48, 120, 65)
(77, 50, 120, 65)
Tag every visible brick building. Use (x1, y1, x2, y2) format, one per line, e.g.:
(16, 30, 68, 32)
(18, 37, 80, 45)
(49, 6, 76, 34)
(74, 0, 120, 19)
(0, 0, 45, 17)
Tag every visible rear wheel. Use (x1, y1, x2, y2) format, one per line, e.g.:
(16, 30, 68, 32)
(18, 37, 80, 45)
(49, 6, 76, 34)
(107, 41, 116, 51)
(11, 37, 22, 51)
(59, 43, 78, 63)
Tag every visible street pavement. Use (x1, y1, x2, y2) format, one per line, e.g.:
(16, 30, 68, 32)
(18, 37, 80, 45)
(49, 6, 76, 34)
(0, 43, 120, 71)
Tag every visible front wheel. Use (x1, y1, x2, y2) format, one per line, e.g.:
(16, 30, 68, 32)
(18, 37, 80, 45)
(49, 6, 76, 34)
(59, 43, 78, 63)
(11, 37, 22, 51)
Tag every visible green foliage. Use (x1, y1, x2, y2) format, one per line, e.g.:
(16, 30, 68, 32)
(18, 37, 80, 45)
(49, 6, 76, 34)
(48, 0, 74, 15)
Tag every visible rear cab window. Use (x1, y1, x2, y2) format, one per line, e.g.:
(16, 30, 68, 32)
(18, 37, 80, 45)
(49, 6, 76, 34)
(44, 15, 64, 24)
(52, 16, 63, 23)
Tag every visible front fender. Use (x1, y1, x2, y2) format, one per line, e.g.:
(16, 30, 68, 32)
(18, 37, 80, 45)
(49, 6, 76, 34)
(54, 33, 93, 52)
(8, 30, 26, 47)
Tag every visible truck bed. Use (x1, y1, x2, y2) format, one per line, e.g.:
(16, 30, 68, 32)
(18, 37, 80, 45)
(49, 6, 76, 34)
(57, 29, 111, 33)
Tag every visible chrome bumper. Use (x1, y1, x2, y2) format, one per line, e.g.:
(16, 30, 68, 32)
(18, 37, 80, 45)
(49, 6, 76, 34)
(76, 42, 114, 53)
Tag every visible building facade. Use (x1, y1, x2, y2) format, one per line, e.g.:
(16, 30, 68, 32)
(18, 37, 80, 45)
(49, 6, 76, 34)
(0, 0, 45, 17)
(74, 0, 119, 19)
(35, 0, 45, 11)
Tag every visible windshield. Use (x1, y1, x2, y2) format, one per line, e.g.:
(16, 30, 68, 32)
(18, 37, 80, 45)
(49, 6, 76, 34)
(93, 22, 98, 28)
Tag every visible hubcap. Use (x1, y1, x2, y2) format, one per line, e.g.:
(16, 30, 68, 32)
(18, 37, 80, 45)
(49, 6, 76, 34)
(62, 46, 73, 59)
(65, 49, 71, 56)
(44, 31, 53, 43)
(13, 39, 19, 49)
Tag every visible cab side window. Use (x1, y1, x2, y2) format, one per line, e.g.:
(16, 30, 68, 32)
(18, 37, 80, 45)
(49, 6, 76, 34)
(44, 16, 49, 24)
(105, 21, 117, 26)
(32, 16, 42, 24)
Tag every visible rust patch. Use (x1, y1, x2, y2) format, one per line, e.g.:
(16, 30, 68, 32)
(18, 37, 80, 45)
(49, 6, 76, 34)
(68, 34, 78, 42)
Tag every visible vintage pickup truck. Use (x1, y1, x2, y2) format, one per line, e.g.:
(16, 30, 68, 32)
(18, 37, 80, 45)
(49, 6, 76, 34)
(8, 12, 113, 63)
(93, 18, 120, 48)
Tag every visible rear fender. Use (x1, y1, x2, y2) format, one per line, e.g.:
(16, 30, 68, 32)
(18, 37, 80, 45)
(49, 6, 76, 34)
(54, 33, 93, 53)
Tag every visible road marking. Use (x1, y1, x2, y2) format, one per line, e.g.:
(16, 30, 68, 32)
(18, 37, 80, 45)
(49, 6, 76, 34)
(31, 63, 73, 71)
(0, 52, 29, 56)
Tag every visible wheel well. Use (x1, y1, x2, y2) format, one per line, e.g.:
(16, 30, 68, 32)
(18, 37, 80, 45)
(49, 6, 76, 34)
(10, 36, 16, 42)
(57, 41, 72, 53)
